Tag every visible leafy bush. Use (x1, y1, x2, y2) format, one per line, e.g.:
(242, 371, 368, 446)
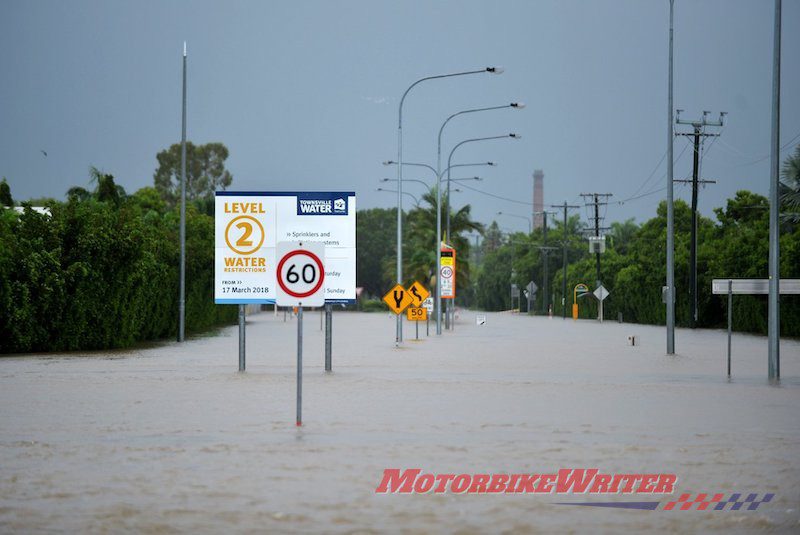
(0, 193, 236, 353)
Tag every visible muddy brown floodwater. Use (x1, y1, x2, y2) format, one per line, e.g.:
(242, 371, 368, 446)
(1, 311, 798, 533)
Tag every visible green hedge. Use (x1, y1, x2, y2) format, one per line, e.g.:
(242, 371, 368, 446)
(0, 198, 236, 353)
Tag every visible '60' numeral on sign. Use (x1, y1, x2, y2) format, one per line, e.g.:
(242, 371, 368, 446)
(287, 263, 317, 284)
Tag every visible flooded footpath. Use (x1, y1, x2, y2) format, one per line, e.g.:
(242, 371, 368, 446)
(1, 311, 798, 533)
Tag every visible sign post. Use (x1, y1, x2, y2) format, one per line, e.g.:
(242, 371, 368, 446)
(440, 245, 456, 329)
(594, 284, 610, 322)
(276, 241, 326, 427)
(712, 278, 800, 379)
(383, 284, 413, 346)
(215, 191, 356, 372)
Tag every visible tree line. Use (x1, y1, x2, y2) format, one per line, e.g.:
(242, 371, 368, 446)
(359, 147, 800, 337)
(0, 143, 236, 353)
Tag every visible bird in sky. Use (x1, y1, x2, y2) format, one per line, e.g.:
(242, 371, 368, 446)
(40, 150, 47, 157)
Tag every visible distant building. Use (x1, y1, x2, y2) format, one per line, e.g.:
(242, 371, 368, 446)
(13, 206, 51, 216)
(533, 170, 544, 230)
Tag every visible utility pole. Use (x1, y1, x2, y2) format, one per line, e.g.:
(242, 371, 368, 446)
(533, 210, 557, 314)
(675, 110, 725, 328)
(551, 202, 580, 319)
(580, 193, 612, 287)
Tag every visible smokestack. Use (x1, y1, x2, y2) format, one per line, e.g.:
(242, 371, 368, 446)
(533, 170, 544, 230)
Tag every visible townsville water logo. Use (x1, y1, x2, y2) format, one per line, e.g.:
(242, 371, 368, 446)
(375, 469, 773, 511)
(296, 193, 348, 216)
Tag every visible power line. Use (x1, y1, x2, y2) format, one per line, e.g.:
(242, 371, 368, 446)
(456, 181, 533, 206)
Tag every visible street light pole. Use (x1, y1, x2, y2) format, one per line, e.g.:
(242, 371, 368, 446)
(396, 67, 503, 345)
(437, 133, 519, 333)
(768, 0, 781, 381)
(666, 0, 676, 354)
(178, 42, 187, 343)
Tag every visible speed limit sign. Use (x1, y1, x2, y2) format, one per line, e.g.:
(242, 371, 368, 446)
(276, 241, 326, 307)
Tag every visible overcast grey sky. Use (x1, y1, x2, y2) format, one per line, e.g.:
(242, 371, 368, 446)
(1, 0, 798, 232)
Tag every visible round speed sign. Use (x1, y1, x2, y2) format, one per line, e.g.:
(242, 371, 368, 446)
(275, 242, 326, 307)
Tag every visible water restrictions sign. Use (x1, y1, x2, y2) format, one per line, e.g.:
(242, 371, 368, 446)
(214, 192, 356, 304)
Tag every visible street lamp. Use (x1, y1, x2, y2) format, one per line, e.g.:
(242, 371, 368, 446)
(497, 211, 532, 234)
(381, 177, 430, 189)
(395, 67, 503, 345)
(437, 102, 524, 184)
(377, 187, 420, 207)
(436, 133, 520, 334)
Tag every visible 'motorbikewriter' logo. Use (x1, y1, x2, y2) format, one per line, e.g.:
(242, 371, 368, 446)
(375, 468, 676, 494)
(375, 469, 774, 511)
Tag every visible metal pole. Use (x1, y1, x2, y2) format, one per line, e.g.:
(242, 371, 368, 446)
(416, 319, 419, 340)
(666, 0, 676, 354)
(727, 279, 732, 377)
(543, 212, 549, 315)
(178, 42, 187, 342)
(768, 0, 781, 381)
(562, 203, 568, 319)
(399, 69, 491, 342)
(324, 303, 332, 372)
(238, 304, 245, 372)
(297, 306, 303, 426)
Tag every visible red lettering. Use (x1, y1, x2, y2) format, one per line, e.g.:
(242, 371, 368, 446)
(433, 474, 455, 493)
(556, 469, 598, 493)
(375, 468, 420, 493)
(652, 474, 677, 494)
(535, 474, 556, 493)
(468, 474, 490, 493)
(487, 474, 509, 493)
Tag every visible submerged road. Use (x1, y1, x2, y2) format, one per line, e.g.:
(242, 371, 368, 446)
(1, 311, 798, 533)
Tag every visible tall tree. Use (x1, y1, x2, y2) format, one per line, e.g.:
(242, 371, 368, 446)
(780, 145, 800, 223)
(154, 142, 233, 204)
(0, 178, 13, 207)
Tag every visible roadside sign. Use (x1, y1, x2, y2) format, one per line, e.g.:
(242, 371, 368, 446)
(575, 283, 589, 296)
(214, 192, 356, 305)
(422, 297, 434, 313)
(383, 284, 413, 314)
(476, 314, 486, 326)
(594, 284, 610, 301)
(511, 284, 520, 298)
(276, 241, 326, 307)
(711, 278, 800, 295)
(440, 245, 456, 299)
(406, 307, 427, 321)
(526, 281, 538, 295)
(407, 281, 430, 307)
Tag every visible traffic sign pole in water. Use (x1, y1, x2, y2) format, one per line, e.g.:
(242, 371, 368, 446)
(297, 306, 303, 426)
(324, 303, 332, 372)
(238, 304, 245, 372)
(727, 280, 732, 377)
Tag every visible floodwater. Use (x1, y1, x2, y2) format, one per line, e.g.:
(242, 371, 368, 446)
(1, 310, 798, 533)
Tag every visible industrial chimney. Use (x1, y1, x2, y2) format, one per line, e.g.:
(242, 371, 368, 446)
(533, 170, 544, 230)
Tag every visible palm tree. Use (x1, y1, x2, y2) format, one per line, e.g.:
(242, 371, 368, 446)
(390, 187, 484, 294)
(781, 145, 800, 223)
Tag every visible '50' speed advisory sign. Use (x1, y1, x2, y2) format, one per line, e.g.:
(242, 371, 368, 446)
(276, 242, 326, 307)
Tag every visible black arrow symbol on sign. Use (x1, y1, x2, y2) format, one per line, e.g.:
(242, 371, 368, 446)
(410, 286, 422, 302)
(393, 290, 404, 308)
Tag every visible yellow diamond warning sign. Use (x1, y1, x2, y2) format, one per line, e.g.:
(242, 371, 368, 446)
(407, 281, 430, 308)
(383, 284, 413, 315)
